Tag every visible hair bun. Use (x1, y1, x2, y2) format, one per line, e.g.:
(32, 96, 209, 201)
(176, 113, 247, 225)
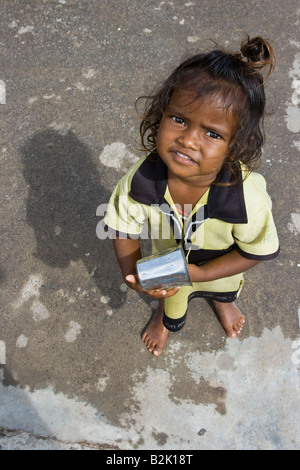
(239, 35, 275, 77)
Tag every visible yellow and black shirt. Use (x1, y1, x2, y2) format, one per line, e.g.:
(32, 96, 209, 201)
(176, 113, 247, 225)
(103, 153, 280, 330)
(103, 152, 280, 264)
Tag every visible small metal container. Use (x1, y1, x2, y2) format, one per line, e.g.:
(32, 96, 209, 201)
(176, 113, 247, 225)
(136, 245, 192, 291)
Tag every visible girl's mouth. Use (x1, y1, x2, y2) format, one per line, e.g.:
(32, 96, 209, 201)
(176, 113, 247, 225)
(171, 150, 196, 165)
(176, 151, 192, 160)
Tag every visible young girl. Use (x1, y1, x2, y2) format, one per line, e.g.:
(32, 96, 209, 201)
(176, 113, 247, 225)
(103, 35, 280, 356)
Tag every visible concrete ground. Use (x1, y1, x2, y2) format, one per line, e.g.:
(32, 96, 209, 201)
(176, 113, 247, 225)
(0, 0, 299, 451)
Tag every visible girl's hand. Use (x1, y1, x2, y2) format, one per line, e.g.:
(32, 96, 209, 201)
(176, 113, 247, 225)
(125, 274, 179, 299)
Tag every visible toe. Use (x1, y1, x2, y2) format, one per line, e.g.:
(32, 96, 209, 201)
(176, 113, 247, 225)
(228, 329, 237, 338)
(153, 346, 163, 356)
(145, 338, 153, 351)
(142, 334, 151, 350)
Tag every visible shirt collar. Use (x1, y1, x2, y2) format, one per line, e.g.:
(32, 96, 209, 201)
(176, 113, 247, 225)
(129, 153, 248, 224)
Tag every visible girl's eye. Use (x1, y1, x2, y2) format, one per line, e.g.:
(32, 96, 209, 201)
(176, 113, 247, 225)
(206, 131, 221, 139)
(171, 116, 185, 125)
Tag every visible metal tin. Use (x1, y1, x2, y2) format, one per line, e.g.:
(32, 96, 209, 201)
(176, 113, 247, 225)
(136, 245, 192, 291)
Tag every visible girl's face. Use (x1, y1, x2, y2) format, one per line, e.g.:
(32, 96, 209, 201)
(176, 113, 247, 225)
(156, 89, 237, 185)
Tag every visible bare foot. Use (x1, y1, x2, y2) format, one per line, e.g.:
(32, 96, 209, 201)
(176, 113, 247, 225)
(142, 301, 169, 356)
(212, 300, 245, 338)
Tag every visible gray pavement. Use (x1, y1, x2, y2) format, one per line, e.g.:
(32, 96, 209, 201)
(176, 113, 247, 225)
(0, 0, 299, 451)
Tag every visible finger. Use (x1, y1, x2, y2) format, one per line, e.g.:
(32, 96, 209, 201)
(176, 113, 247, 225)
(148, 287, 179, 298)
(125, 274, 137, 284)
(164, 286, 180, 297)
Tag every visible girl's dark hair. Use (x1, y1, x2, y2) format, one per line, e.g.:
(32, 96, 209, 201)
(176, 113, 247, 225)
(137, 35, 275, 184)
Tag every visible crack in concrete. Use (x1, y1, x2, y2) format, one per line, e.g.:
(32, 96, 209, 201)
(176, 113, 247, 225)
(0, 427, 120, 451)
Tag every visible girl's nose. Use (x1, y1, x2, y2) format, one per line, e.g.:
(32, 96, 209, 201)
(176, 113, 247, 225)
(177, 128, 201, 150)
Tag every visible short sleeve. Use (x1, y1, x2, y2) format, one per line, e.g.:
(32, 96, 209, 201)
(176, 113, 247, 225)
(233, 173, 280, 260)
(103, 158, 148, 238)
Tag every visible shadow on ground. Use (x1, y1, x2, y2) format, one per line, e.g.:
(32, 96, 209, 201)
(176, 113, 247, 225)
(21, 129, 126, 310)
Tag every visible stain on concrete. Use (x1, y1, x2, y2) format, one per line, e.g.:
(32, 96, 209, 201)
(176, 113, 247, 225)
(168, 364, 227, 415)
(0, 342, 6, 365)
(285, 42, 300, 148)
(99, 142, 138, 170)
(152, 431, 168, 446)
